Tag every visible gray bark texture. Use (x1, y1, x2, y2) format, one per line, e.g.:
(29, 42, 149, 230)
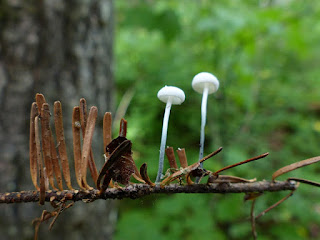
(0, 0, 116, 239)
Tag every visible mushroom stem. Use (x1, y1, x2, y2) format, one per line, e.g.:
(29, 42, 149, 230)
(156, 98, 173, 183)
(199, 85, 209, 167)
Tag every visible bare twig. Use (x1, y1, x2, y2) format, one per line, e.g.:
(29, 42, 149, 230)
(287, 178, 320, 187)
(0, 181, 298, 204)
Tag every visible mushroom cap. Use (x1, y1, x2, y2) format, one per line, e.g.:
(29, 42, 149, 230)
(157, 86, 185, 105)
(192, 72, 219, 94)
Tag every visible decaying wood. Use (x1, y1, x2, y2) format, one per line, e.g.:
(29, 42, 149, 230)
(119, 118, 127, 137)
(29, 102, 39, 190)
(54, 101, 73, 190)
(35, 93, 46, 116)
(0, 181, 298, 204)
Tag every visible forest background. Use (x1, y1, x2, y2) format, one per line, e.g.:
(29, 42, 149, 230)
(1, 0, 320, 239)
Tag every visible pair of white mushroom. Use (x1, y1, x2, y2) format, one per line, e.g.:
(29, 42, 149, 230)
(155, 72, 220, 183)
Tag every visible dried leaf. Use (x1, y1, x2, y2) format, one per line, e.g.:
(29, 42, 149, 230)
(176, 148, 188, 168)
(80, 101, 98, 187)
(103, 112, 112, 155)
(244, 192, 263, 201)
(29, 102, 39, 190)
(72, 106, 83, 188)
(54, 101, 73, 190)
(50, 134, 63, 191)
(214, 152, 269, 175)
(210, 175, 257, 184)
(165, 147, 178, 169)
(272, 156, 320, 181)
(35, 93, 46, 116)
(41, 103, 57, 190)
(81, 106, 98, 189)
(119, 118, 127, 137)
(161, 147, 223, 186)
(35, 116, 45, 205)
(97, 137, 134, 191)
(140, 163, 155, 186)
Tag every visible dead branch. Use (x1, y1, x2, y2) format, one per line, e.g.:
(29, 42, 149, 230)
(0, 181, 297, 204)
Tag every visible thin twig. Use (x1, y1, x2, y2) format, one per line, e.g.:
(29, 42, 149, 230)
(0, 181, 298, 203)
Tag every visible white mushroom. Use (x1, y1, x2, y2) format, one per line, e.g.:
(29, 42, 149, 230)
(156, 86, 185, 183)
(192, 72, 219, 167)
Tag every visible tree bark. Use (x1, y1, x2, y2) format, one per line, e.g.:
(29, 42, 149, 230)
(0, 0, 116, 239)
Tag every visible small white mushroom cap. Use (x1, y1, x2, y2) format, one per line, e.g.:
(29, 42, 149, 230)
(157, 86, 185, 105)
(192, 72, 219, 94)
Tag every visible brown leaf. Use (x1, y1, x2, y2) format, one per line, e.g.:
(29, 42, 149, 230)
(35, 116, 45, 205)
(140, 163, 155, 186)
(50, 134, 63, 191)
(35, 93, 46, 116)
(244, 192, 263, 201)
(29, 102, 39, 190)
(272, 156, 320, 181)
(72, 106, 83, 188)
(97, 137, 134, 191)
(81, 106, 98, 189)
(119, 118, 127, 137)
(103, 112, 112, 155)
(176, 148, 188, 168)
(80, 103, 98, 188)
(214, 152, 269, 175)
(54, 101, 73, 190)
(41, 103, 57, 190)
(165, 147, 178, 169)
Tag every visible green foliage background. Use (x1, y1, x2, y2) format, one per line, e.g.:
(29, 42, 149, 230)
(114, 1, 320, 239)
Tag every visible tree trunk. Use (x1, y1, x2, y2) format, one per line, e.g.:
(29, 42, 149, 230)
(0, 0, 116, 239)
